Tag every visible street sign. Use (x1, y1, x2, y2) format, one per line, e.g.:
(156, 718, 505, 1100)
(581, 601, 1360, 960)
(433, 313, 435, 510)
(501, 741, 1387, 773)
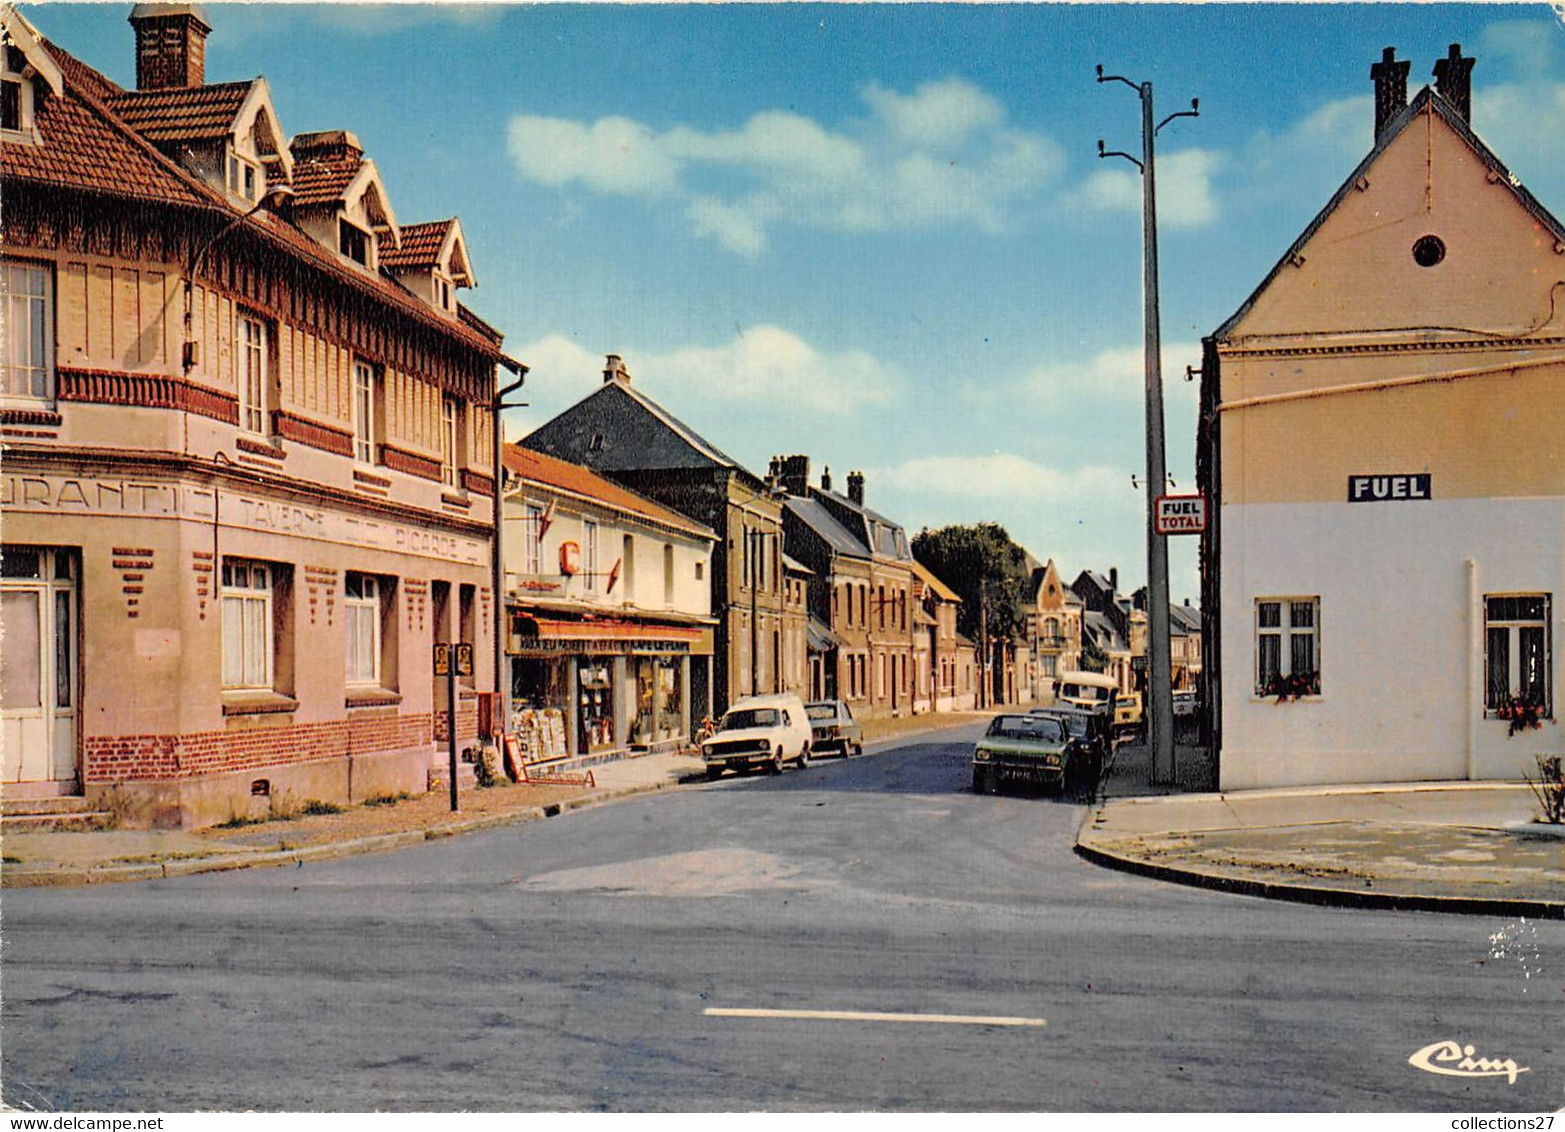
(432, 643, 450, 676)
(1155, 493, 1206, 535)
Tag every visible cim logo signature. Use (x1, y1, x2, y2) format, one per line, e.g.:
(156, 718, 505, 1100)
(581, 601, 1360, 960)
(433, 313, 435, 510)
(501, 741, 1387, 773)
(1409, 1040, 1529, 1084)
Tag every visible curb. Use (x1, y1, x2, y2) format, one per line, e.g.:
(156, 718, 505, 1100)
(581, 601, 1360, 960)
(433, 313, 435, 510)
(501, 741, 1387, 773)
(2, 768, 710, 890)
(1072, 834, 1565, 921)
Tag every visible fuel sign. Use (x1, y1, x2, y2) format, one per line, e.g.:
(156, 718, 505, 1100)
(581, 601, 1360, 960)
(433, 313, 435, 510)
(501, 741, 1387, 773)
(1155, 494, 1207, 535)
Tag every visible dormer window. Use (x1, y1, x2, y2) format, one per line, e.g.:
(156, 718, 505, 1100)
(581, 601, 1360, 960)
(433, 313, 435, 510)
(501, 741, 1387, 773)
(1, 45, 36, 141)
(435, 273, 452, 312)
(339, 219, 372, 267)
(226, 151, 260, 203)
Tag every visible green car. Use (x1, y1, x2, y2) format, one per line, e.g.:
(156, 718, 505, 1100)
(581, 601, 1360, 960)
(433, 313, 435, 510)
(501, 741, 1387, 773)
(971, 714, 1075, 795)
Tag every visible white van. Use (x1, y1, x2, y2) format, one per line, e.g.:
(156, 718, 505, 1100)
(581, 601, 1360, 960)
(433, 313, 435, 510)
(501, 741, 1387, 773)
(1054, 671, 1118, 714)
(700, 693, 813, 779)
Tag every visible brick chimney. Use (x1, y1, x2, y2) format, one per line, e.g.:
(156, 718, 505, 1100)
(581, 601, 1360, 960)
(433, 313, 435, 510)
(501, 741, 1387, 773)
(780, 454, 810, 497)
(820, 466, 832, 493)
(129, 4, 211, 91)
(1433, 43, 1475, 124)
(847, 470, 865, 506)
(1109, 567, 1119, 595)
(602, 354, 630, 386)
(1370, 46, 1411, 142)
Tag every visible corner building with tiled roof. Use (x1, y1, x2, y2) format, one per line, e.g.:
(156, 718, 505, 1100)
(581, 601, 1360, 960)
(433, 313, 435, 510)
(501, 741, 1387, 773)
(0, 5, 523, 825)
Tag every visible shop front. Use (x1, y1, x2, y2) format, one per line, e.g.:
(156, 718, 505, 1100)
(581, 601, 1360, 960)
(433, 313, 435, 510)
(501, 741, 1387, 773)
(507, 609, 710, 763)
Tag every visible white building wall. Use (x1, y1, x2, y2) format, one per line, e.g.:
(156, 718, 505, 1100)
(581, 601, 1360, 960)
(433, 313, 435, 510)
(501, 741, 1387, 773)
(1220, 497, 1565, 789)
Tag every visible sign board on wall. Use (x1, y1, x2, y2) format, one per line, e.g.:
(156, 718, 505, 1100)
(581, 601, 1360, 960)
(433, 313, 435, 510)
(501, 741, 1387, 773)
(1348, 474, 1431, 502)
(1154, 494, 1206, 535)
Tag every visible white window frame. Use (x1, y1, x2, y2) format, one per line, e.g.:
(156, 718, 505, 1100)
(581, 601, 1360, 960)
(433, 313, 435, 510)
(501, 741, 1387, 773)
(238, 312, 267, 435)
(523, 502, 543, 575)
(582, 518, 600, 593)
(1, 47, 38, 144)
(2, 259, 53, 403)
(352, 359, 377, 464)
(440, 396, 460, 488)
(1485, 593, 1552, 714)
(1255, 596, 1320, 697)
(226, 148, 260, 203)
(344, 572, 380, 687)
(221, 559, 273, 690)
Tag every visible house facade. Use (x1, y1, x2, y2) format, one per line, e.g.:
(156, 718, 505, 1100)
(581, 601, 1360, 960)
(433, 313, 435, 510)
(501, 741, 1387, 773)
(1024, 557, 1084, 702)
(519, 356, 805, 714)
(0, 6, 517, 825)
(500, 445, 715, 763)
(1199, 46, 1565, 789)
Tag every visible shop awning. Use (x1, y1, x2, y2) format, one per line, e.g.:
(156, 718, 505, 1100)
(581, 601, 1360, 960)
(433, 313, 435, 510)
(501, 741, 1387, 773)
(514, 615, 704, 643)
(806, 618, 840, 653)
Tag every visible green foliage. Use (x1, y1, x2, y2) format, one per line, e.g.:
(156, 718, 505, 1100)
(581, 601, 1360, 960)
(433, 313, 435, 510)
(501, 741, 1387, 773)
(364, 792, 412, 807)
(1527, 755, 1564, 824)
(301, 800, 344, 816)
(912, 522, 1029, 644)
(1079, 635, 1109, 674)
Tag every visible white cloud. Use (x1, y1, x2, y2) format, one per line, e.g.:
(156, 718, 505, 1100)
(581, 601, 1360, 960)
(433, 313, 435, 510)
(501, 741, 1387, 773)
(513, 326, 903, 419)
(504, 77, 1065, 255)
(1014, 340, 1203, 407)
(871, 454, 1128, 505)
(862, 77, 1005, 149)
(506, 115, 681, 197)
(1064, 149, 1224, 229)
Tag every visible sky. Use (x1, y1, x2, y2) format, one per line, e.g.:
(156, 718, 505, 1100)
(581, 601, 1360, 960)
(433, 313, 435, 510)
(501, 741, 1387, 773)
(27, 2, 1565, 603)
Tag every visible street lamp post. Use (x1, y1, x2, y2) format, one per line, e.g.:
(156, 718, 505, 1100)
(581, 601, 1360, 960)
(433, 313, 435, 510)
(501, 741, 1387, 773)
(1096, 66, 1198, 787)
(182, 184, 295, 374)
(492, 362, 527, 745)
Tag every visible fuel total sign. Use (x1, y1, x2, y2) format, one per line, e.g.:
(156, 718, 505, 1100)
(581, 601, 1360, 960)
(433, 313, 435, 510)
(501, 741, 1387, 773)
(1155, 494, 1207, 535)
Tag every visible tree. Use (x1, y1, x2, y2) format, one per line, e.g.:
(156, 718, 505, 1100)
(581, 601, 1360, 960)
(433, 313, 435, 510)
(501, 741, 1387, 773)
(911, 522, 1028, 646)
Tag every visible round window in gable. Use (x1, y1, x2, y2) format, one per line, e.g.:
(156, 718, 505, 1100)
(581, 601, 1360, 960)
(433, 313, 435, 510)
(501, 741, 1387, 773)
(1412, 235, 1446, 268)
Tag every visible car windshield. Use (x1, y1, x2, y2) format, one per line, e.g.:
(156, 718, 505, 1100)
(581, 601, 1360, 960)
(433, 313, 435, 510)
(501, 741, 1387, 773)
(722, 708, 778, 730)
(986, 716, 1065, 743)
(805, 704, 836, 721)
(1061, 684, 1109, 703)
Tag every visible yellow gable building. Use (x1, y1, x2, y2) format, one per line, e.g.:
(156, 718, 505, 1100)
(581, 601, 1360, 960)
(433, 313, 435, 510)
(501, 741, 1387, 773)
(1198, 45, 1565, 789)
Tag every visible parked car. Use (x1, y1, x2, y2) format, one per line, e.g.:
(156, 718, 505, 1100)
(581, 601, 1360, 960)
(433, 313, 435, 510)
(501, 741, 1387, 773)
(1171, 688, 1198, 718)
(1030, 705, 1113, 770)
(700, 693, 812, 779)
(1054, 671, 1118, 714)
(1113, 690, 1144, 737)
(804, 700, 863, 758)
(971, 713, 1081, 795)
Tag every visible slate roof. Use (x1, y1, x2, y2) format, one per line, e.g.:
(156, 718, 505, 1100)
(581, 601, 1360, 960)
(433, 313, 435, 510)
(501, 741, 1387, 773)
(503, 444, 714, 541)
(106, 80, 252, 145)
(523, 380, 758, 483)
(1083, 610, 1127, 652)
(785, 497, 870, 559)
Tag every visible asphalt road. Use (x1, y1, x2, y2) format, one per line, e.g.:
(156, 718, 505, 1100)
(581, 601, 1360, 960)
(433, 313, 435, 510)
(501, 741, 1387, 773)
(3, 723, 1560, 1112)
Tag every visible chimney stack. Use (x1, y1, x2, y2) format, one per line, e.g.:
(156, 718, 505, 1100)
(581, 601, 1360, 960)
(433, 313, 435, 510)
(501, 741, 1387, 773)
(1370, 46, 1411, 142)
(847, 471, 865, 506)
(779, 454, 810, 497)
(602, 354, 630, 386)
(1109, 567, 1119, 595)
(821, 466, 832, 493)
(1433, 43, 1475, 124)
(129, 4, 211, 91)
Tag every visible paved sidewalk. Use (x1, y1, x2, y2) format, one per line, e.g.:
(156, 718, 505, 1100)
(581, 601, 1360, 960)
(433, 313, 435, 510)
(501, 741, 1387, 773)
(1, 750, 708, 889)
(1077, 781, 1564, 918)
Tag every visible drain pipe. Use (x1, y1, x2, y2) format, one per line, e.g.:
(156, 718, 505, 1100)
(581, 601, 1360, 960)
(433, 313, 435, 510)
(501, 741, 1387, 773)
(1466, 557, 1479, 781)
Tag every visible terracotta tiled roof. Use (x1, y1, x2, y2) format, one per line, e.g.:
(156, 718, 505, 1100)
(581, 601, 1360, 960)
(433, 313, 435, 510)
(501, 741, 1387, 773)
(106, 80, 252, 145)
(4, 43, 213, 208)
(380, 219, 451, 269)
(291, 155, 361, 207)
(10, 27, 510, 365)
(504, 444, 715, 541)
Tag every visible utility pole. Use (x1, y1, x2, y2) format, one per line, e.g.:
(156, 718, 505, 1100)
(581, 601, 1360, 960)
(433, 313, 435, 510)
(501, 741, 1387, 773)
(1096, 65, 1198, 786)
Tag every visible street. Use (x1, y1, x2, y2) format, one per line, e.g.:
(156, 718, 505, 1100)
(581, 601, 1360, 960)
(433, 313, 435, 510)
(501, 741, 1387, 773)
(2, 724, 1559, 1112)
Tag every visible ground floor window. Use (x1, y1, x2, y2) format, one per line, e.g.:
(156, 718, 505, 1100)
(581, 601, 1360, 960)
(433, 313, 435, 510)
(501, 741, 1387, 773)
(1255, 596, 1319, 698)
(579, 659, 615, 751)
(222, 559, 274, 689)
(1485, 594, 1551, 717)
(345, 573, 381, 686)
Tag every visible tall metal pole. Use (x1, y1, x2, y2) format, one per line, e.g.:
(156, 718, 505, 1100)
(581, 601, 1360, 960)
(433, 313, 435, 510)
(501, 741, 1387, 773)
(1098, 67, 1197, 787)
(1139, 82, 1176, 787)
(492, 362, 527, 750)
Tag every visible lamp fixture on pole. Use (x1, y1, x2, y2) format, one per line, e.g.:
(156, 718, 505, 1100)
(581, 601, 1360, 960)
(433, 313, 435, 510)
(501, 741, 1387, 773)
(182, 183, 294, 373)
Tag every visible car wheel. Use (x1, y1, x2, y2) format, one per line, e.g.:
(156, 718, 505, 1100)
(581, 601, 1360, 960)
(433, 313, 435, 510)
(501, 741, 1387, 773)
(851, 742, 863, 758)
(705, 766, 723, 782)
(798, 743, 811, 769)
(770, 746, 784, 775)
(972, 766, 991, 794)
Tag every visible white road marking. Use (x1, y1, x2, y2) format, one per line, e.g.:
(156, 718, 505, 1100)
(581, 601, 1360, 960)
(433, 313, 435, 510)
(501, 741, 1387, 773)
(704, 1007, 1045, 1027)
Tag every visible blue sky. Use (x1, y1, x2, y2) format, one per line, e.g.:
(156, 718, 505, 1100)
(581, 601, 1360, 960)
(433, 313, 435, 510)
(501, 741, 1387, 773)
(31, 3, 1565, 602)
